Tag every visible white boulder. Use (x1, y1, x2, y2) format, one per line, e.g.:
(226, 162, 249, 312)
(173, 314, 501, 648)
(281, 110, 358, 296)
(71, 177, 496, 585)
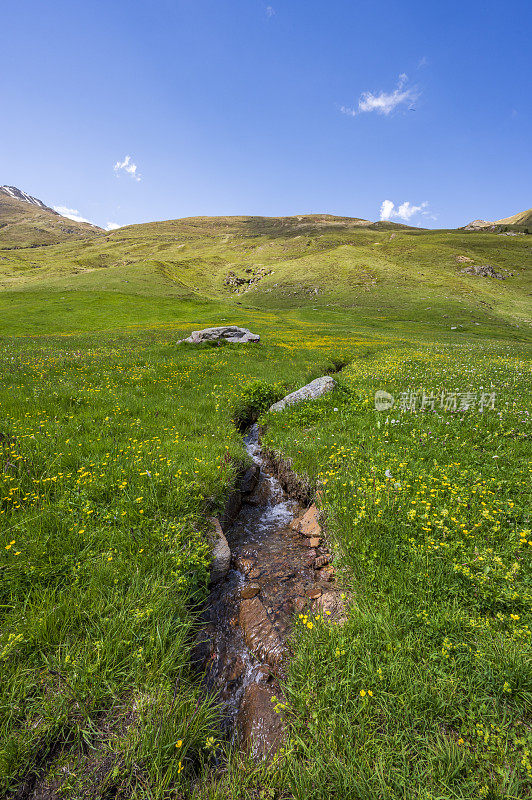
(178, 326, 260, 344)
(268, 376, 336, 412)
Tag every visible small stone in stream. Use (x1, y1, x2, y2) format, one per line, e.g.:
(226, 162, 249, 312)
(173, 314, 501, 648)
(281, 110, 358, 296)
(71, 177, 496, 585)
(249, 568, 261, 579)
(241, 583, 260, 599)
(292, 596, 307, 613)
(301, 536, 321, 548)
(314, 554, 331, 569)
(240, 464, 260, 494)
(299, 504, 322, 538)
(236, 557, 255, 574)
(316, 567, 335, 582)
(256, 665, 273, 683)
(306, 587, 322, 599)
(239, 597, 284, 666)
(238, 683, 284, 761)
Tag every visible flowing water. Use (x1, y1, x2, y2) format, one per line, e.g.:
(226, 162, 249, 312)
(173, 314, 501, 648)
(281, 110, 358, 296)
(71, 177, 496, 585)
(196, 425, 324, 757)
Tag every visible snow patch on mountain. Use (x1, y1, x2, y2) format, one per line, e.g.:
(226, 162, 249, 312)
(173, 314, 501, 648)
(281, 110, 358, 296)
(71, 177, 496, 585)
(0, 185, 58, 214)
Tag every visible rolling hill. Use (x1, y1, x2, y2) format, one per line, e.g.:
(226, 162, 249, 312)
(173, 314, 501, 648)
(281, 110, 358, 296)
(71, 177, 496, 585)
(0, 203, 530, 337)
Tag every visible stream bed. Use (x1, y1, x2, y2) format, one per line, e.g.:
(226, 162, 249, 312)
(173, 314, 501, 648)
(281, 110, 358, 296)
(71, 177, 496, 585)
(195, 425, 331, 758)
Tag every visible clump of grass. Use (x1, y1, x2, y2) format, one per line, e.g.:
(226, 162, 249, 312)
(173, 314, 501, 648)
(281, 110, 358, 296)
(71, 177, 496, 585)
(231, 379, 284, 430)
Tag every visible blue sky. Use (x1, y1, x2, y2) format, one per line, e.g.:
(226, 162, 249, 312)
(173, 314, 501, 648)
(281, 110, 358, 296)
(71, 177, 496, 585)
(2, 0, 530, 230)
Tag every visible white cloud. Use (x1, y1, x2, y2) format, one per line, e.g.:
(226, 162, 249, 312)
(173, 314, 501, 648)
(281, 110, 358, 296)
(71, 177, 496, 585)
(418, 56, 428, 68)
(53, 205, 91, 223)
(266, 5, 275, 16)
(114, 155, 141, 181)
(380, 199, 435, 223)
(105, 222, 121, 231)
(341, 73, 419, 117)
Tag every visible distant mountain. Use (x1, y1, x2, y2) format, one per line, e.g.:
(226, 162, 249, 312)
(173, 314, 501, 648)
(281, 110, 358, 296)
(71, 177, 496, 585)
(0, 185, 59, 215)
(464, 208, 531, 232)
(0, 186, 103, 248)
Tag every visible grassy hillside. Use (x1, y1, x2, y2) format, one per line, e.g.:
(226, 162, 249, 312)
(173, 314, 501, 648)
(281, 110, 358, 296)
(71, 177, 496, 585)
(0, 214, 530, 338)
(0, 191, 103, 249)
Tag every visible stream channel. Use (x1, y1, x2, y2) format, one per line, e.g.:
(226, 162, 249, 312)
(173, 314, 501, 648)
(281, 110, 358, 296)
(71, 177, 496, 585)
(194, 424, 332, 758)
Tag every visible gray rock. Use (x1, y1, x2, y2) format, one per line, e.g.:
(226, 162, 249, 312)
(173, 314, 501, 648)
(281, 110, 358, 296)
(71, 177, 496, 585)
(460, 264, 505, 279)
(178, 326, 260, 344)
(268, 376, 336, 412)
(208, 517, 231, 584)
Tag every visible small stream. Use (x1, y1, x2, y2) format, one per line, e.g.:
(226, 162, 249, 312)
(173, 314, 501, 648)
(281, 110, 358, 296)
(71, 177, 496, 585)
(195, 425, 327, 757)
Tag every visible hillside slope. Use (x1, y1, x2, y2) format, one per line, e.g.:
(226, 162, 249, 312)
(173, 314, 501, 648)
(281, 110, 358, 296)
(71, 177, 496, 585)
(0, 213, 530, 335)
(495, 208, 532, 227)
(0, 187, 103, 248)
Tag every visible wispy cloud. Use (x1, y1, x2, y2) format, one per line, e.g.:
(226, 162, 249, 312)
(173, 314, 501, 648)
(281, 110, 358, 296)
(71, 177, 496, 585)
(418, 56, 428, 68)
(53, 205, 92, 223)
(114, 155, 141, 182)
(380, 199, 435, 223)
(341, 73, 419, 117)
(266, 6, 275, 16)
(105, 222, 121, 231)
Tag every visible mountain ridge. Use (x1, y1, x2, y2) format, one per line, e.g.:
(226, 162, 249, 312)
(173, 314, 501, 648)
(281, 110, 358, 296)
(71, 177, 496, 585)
(0, 186, 103, 248)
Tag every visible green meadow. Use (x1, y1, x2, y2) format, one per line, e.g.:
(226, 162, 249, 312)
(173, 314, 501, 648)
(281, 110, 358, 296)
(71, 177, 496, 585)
(0, 217, 531, 798)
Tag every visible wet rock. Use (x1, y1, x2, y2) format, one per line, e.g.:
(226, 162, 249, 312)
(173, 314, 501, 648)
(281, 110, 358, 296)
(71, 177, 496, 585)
(299, 504, 322, 537)
(256, 665, 273, 683)
(208, 518, 231, 584)
(238, 683, 284, 761)
(268, 376, 336, 412)
(241, 583, 260, 599)
(316, 567, 335, 582)
(239, 597, 284, 666)
(306, 587, 322, 599)
(249, 568, 262, 579)
(292, 596, 307, 614)
(236, 556, 255, 574)
(289, 514, 304, 531)
(178, 326, 260, 344)
(301, 536, 321, 548)
(314, 554, 331, 569)
(226, 656, 245, 684)
(221, 490, 242, 528)
(240, 464, 260, 494)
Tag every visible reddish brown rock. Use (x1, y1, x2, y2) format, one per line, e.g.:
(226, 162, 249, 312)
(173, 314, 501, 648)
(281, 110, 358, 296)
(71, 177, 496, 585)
(239, 597, 284, 666)
(249, 568, 262, 579)
(299, 504, 321, 538)
(236, 556, 255, 575)
(313, 553, 331, 569)
(301, 536, 321, 548)
(292, 596, 307, 613)
(316, 566, 335, 582)
(306, 587, 322, 599)
(238, 683, 284, 761)
(241, 583, 260, 599)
